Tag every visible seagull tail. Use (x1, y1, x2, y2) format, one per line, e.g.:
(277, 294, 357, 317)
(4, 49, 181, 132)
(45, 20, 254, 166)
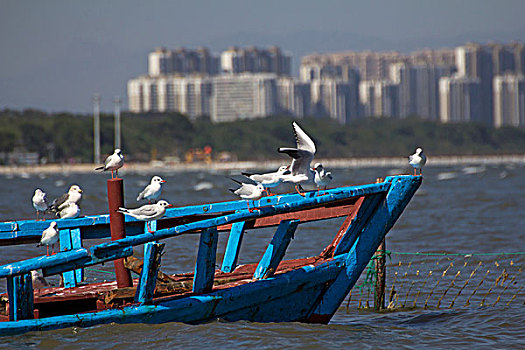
(241, 172, 254, 177)
(229, 189, 236, 194)
(36, 243, 42, 248)
(95, 166, 105, 171)
(117, 207, 128, 214)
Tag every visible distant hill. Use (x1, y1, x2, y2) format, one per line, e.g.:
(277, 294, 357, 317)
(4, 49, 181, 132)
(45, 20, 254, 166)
(0, 109, 524, 164)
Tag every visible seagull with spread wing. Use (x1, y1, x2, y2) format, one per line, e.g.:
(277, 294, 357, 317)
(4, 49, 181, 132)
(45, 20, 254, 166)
(278, 122, 317, 196)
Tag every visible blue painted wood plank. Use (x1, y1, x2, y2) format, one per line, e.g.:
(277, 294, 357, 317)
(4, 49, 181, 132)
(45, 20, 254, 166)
(307, 175, 422, 323)
(91, 182, 391, 257)
(7, 273, 34, 321)
(253, 220, 299, 280)
(332, 193, 384, 256)
(70, 228, 84, 283)
(59, 229, 76, 288)
(0, 249, 89, 278)
(135, 242, 164, 304)
(221, 221, 246, 273)
(42, 246, 133, 277)
(193, 228, 218, 294)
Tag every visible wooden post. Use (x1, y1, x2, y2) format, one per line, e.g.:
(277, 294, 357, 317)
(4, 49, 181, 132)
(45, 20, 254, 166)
(7, 273, 34, 321)
(135, 242, 164, 304)
(221, 221, 246, 273)
(193, 227, 218, 294)
(107, 178, 132, 288)
(374, 238, 386, 311)
(253, 220, 299, 280)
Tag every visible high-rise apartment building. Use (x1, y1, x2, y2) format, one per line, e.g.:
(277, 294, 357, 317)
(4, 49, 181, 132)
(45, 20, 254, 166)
(493, 74, 525, 127)
(310, 79, 359, 124)
(359, 80, 399, 118)
(390, 63, 453, 120)
(211, 74, 278, 123)
(148, 47, 220, 76)
(127, 75, 213, 119)
(455, 44, 494, 124)
(439, 76, 481, 123)
(276, 78, 311, 117)
(221, 46, 291, 76)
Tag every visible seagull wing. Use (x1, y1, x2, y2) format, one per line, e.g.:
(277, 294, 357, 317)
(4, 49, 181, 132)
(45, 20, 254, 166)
(292, 122, 316, 154)
(127, 204, 161, 218)
(137, 184, 152, 201)
(278, 148, 314, 175)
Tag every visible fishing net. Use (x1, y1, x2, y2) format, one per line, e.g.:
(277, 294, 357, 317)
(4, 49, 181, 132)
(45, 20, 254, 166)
(346, 250, 524, 310)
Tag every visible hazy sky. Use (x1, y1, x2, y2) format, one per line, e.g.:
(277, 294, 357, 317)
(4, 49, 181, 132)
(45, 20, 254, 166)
(1, 0, 524, 113)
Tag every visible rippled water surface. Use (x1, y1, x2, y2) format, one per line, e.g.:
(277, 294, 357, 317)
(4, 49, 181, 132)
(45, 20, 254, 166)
(0, 164, 523, 349)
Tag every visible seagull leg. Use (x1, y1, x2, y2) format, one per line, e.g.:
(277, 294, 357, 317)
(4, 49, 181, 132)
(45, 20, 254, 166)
(295, 185, 305, 197)
(46, 245, 49, 256)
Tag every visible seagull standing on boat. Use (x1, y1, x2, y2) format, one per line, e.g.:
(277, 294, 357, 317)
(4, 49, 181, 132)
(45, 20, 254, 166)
(37, 221, 59, 256)
(241, 165, 290, 195)
(56, 202, 80, 219)
(32, 188, 48, 220)
(95, 148, 124, 179)
(47, 185, 83, 215)
(117, 200, 172, 233)
(137, 176, 166, 203)
(313, 163, 333, 192)
(278, 122, 317, 196)
(31, 270, 49, 288)
(409, 147, 427, 176)
(229, 178, 266, 212)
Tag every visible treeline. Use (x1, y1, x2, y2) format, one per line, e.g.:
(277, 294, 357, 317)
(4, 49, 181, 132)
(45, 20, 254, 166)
(1, 109, 525, 164)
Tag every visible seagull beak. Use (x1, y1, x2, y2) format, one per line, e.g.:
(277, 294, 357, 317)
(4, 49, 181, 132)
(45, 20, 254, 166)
(78, 189, 83, 193)
(166, 204, 173, 208)
(161, 180, 166, 183)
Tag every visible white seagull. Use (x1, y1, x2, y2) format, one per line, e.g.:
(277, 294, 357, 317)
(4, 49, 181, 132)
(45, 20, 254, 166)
(96, 148, 124, 179)
(36, 221, 59, 256)
(31, 270, 49, 289)
(117, 200, 172, 233)
(409, 147, 427, 176)
(56, 202, 80, 219)
(229, 178, 266, 212)
(313, 163, 333, 191)
(48, 185, 83, 216)
(32, 188, 48, 220)
(241, 165, 290, 195)
(48, 185, 83, 215)
(278, 122, 317, 195)
(137, 176, 166, 203)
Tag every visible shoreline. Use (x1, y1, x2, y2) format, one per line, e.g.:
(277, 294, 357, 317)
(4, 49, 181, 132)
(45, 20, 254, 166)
(0, 154, 523, 175)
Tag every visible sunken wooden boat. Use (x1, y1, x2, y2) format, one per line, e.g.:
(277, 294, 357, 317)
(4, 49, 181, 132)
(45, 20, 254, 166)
(0, 175, 421, 336)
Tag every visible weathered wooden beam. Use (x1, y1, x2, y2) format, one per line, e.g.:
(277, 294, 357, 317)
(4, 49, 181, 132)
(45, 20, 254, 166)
(135, 242, 165, 304)
(193, 228, 218, 294)
(332, 193, 385, 256)
(7, 273, 34, 321)
(307, 175, 422, 323)
(253, 220, 299, 280)
(221, 221, 246, 273)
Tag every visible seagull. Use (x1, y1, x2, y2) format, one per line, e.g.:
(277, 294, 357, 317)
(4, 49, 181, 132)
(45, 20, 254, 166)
(229, 178, 266, 212)
(117, 200, 172, 233)
(313, 163, 333, 192)
(47, 185, 83, 214)
(32, 188, 48, 220)
(96, 148, 124, 179)
(409, 147, 427, 176)
(36, 221, 59, 256)
(241, 165, 290, 195)
(278, 122, 317, 196)
(31, 270, 49, 289)
(56, 202, 80, 219)
(137, 176, 166, 203)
